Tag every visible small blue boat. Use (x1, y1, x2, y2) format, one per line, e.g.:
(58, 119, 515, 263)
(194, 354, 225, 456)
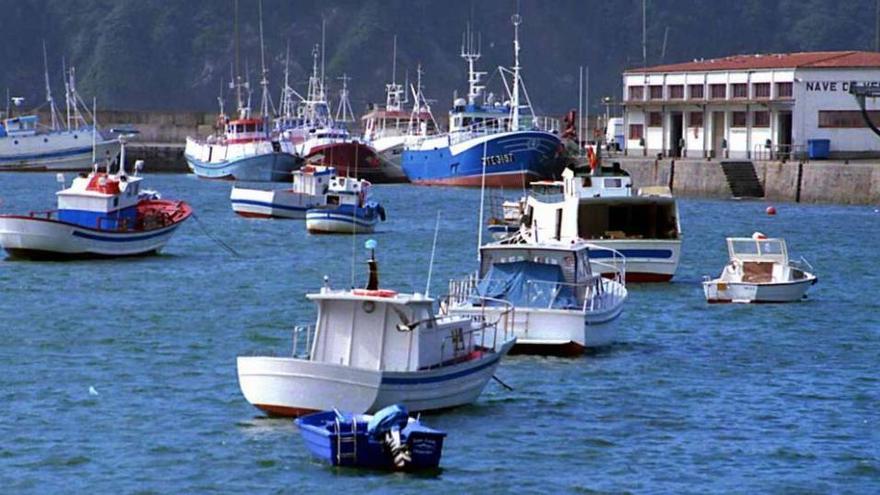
(295, 405, 446, 471)
(305, 176, 386, 234)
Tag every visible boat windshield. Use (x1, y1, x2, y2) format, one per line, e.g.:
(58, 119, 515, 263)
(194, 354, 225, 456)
(728, 238, 787, 262)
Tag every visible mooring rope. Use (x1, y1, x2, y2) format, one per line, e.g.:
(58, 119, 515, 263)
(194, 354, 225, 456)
(191, 211, 242, 258)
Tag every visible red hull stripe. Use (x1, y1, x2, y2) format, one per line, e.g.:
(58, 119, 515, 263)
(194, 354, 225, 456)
(412, 171, 542, 188)
(509, 341, 585, 357)
(625, 273, 674, 283)
(255, 403, 319, 418)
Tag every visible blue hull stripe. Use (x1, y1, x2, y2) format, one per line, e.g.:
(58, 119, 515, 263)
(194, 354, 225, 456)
(72, 226, 178, 243)
(589, 249, 673, 259)
(380, 354, 500, 385)
(0, 145, 101, 163)
(231, 199, 309, 212)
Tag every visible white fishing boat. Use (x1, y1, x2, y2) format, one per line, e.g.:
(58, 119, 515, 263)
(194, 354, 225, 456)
(305, 176, 386, 234)
(0, 131, 191, 260)
(0, 62, 119, 171)
(230, 165, 335, 219)
(446, 238, 627, 355)
(237, 241, 515, 417)
(522, 165, 682, 282)
(703, 233, 817, 303)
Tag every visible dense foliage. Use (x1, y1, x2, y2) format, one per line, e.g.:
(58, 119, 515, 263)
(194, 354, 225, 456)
(1, 0, 876, 116)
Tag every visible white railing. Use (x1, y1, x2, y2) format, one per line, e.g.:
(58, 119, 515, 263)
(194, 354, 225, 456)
(586, 244, 627, 287)
(290, 324, 315, 358)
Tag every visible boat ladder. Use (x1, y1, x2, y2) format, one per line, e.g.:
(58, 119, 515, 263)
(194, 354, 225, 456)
(334, 411, 358, 465)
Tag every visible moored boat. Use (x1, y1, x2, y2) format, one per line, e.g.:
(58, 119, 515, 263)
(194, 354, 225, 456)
(0, 132, 191, 260)
(447, 238, 627, 355)
(230, 164, 334, 219)
(401, 16, 564, 187)
(702, 233, 817, 303)
(237, 241, 515, 416)
(305, 176, 386, 234)
(522, 164, 682, 282)
(295, 404, 446, 471)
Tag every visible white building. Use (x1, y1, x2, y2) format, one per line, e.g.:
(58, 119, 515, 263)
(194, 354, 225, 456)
(622, 51, 880, 160)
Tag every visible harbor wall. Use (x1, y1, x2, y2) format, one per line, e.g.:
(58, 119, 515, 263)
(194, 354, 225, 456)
(614, 157, 880, 205)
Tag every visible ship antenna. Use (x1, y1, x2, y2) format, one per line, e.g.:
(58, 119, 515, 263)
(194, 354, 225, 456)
(476, 140, 488, 260)
(510, 13, 522, 131)
(425, 211, 441, 297)
(233, 0, 243, 114)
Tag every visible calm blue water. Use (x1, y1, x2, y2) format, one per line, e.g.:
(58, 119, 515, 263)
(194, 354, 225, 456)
(1, 173, 878, 493)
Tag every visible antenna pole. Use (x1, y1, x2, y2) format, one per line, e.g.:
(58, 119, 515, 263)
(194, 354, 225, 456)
(585, 65, 590, 150)
(42, 41, 58, 130)
(321, 18, 326, 100)
(642, 0, 647, 67)
(578, 66, 583, 154)
(477, 140, 488, 260)
(91, 97, 97, 166)
(425, 210, 441, 296)
(510, 13, 522, 131)
(258, 0, 271, 124)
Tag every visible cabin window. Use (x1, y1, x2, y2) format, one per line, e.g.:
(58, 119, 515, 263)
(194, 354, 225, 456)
(555, 208, 563, 240)
(577, 202, 678, 240)
(604, 178, 622, 188)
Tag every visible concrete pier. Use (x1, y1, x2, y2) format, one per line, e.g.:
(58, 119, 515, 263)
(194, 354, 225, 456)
(613, 157, 880, 205)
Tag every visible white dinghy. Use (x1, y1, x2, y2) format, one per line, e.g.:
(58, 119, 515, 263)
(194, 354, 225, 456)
(237, 240, 515, 417)
(703, 233, 817, 304)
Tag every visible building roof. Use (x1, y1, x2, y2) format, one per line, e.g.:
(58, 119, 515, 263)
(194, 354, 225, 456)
(625, 51, 880, 74)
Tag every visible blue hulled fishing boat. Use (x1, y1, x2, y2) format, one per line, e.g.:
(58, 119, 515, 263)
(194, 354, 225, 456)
(401, 15, 564, 187)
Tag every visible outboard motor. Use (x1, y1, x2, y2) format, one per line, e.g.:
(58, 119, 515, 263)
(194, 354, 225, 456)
(367, 404, 412, 468)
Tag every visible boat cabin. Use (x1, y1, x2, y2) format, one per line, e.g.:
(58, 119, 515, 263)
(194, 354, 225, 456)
(325, 176, 370, 207)
(2, 115, 39, 137)
(474, 242, 597, 310)
(525, 168, 680, 243)
(448, 102, 512, 135)
(725, 236, 790, 283)
(225, 118, 268, 144)
(291, 165, 334, 195)
(56, 172, 144, 229)
(362, 108, 437, 141)
(305, 288, 478, 372)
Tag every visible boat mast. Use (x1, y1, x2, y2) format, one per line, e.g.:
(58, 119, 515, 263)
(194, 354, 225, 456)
(42, 41, 60, 131)
(461, 24, 484, 106)
(510, 13, 522, 131)
(232, 0, 250, 119)
(386, 35, 404, 112)
(335, 73, 354, 123)
(257, 0, 273, 124)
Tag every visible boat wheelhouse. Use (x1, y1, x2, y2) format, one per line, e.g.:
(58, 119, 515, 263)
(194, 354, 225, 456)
(522, 166, 682, 282)
(230, 164, 335, 219)
(305, 176, 386, 234)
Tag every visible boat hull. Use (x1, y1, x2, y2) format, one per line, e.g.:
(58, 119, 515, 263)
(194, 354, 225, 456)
(586, 239, 682, 283)
(236, 340, 513, 417)
(0, 137, 120, 171)
(302, 141, 402, 183)
(703, 275, 817, 303)
(448, 281, 626, 353)
(185, 142, 301, 182)
(0, 206, 190, 259)
(306, 205, 382, 234)
(401, 131, 564, 187)
(230, 187, 323, 219)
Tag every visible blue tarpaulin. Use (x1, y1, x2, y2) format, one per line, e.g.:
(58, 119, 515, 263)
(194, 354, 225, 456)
(474, 260, 578, 309)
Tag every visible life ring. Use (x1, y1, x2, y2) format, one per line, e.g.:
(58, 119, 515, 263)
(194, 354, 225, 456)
(352, 289, 398, 298)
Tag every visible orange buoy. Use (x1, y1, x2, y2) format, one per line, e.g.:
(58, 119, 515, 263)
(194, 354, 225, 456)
(766, 206, 777, 216)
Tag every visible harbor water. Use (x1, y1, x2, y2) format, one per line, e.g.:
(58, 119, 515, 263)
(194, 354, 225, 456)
(1, 173, 878, 493)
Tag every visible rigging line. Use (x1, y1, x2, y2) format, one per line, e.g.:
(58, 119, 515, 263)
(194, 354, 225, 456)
(191, 211, 242, 258)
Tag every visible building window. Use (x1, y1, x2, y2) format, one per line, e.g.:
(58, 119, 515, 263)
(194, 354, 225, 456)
(818, 110, 880, 128)
(732, 111, 747, 128)
(689, 112, 704, 127)
(668, 85, 684, 99)
(753, 83, 771, 99)
(688, 84, 704, 99)
(649, 85, 663, 100)
(776, 82, 793, 98)
(629, 124, 644, 139)
(732, 83, 748, 98)
(628, 86, 644, 101)
(648, 112, 662, 127)
(710, 84, 726, 99)
(753, 111, 770, 127)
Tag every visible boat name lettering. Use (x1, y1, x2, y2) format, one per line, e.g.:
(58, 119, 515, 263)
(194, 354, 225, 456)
(481, 153, 515, 166)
